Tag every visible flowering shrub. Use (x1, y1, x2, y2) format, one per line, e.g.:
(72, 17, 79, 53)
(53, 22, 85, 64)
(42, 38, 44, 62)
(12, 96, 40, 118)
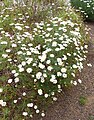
(0, 2, 89, 120)
(71, 0, 94, 21)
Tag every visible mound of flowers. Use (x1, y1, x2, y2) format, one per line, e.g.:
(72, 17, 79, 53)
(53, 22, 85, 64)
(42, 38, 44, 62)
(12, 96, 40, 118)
(71, 0, 94, 21)
(0, 2, 89, 119)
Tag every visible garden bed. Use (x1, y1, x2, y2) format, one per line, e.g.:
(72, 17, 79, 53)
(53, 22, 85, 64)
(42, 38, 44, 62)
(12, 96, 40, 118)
(0, 1, 92, 120)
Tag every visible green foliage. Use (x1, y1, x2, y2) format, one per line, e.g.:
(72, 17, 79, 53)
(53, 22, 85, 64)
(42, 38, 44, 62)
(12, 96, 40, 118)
(0, 1, 89, 119)
(88, 115, 94, 120)
(71, 0, 94, 21)
(79, 96, 87, 105)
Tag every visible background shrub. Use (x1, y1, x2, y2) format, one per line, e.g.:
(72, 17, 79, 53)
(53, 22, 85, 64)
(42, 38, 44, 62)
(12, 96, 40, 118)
(71, 0, 94, 21)
(0, 1, 89, 119)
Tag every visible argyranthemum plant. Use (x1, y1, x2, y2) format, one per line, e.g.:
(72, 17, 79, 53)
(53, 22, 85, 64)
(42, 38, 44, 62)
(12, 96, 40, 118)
(0, 2, 89, 120)
(71, 0, 94, 21)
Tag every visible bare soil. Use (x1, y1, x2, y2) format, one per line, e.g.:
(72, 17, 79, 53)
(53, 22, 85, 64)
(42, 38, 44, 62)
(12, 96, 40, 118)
(39, 22, 94, 120)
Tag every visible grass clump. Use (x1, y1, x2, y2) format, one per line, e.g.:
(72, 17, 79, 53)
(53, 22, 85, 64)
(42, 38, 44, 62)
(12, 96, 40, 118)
(79, 96, 87, 106)
(88, 115, 94, 120)
(71, 0, 94, 21)
(0, 1, 89, 119)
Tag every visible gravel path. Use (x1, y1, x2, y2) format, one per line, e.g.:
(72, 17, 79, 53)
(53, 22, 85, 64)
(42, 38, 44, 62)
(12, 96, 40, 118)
(38, 22, 94, 120)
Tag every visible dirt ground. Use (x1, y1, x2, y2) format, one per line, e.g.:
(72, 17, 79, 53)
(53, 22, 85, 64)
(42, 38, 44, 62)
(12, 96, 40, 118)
(37, 22, 94, 120)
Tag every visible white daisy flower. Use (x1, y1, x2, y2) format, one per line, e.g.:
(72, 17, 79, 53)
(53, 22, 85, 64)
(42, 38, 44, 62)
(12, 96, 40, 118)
(12, 43, 17, 47)
(27, 103, 33, 107)
(15, 26, 22, 31)
(44, 94, 49, 98)
(21, 61, 26, 66)
(2, 54, 8, 58)
(8, 79, 13, 83)
(26, 68, 32, 73)
(41, 112, 45, 117)
(39, 63, 45, 69)
(0, 88, 3, 93)
(50, 54, 54, 58)
(22, 92, 26, 96)
(78, 79, 82, 84)
(47, 66, 53, 71)
(38, 89, 43, 95)
(36, 109, 40, 113)
(53, 97, 57, 101)
(61, 68, 67, 73)
(36, 72, 42, 79)
(22, 112, 28, 116)
(52, 41, 57, 47)
(13, 100, 17, 103)
(34, 105, 38, 109)
(19, 67, 24, 72)
(87, 63, 92, 67)
(46, 60, 51, 64)
(62, 73, 67, 78)
(47, 27, 53, 31)
(14, 77, 19, 83)
(12, 70, 16, 74)
(73, 81, 77, 86)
